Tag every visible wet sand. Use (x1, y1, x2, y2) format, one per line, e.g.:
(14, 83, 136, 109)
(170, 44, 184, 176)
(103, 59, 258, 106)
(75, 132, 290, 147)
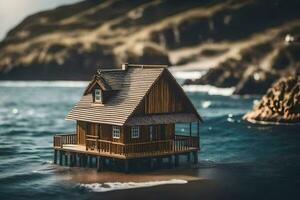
(59, 167, 201, 183)
(54, 165, 300, 200)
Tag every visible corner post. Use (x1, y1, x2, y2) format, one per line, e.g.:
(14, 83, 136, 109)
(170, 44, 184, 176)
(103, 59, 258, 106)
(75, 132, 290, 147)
(124, 160, 129, 173)
(168, 156, 173, 168)
(97, 156, 103, 172)
(54, 149, 57, 164)
(197, 120, 200, 149)
(175, 154, 179, 167)
(197, 121, 200, 137)
(187, 152, 191, 163)
(64, 153, 68, 166)
(193, 151, 198, 164)
(59, 151, 63, 165)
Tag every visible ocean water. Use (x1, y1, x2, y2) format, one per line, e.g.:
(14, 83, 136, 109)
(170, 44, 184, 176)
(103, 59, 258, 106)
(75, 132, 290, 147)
(0, 81, 300, 200)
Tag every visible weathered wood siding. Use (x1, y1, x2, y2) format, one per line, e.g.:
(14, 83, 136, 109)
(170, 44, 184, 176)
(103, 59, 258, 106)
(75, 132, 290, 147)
(76, 121, 124, 143)
(136, 72, 191, 115)
(77, 121, 87, 145)
(124, 124, 174, 144)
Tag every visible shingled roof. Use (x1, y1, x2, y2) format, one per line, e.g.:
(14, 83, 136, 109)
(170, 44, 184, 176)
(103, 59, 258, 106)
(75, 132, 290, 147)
(66, 64, 201, 126)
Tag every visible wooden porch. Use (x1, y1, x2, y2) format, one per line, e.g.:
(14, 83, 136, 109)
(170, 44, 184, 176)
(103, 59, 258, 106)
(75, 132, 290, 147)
(53, 133, 199, 159)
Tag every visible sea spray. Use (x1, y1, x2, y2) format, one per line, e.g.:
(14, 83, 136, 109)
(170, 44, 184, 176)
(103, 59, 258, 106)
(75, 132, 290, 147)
(183, 84, 234, 96)
(78, 179, 188, 192)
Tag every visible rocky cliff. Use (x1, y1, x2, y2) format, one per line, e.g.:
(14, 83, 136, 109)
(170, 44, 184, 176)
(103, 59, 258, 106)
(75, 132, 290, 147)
(243, 75, 300, 123)
(1, 0, 300, 86)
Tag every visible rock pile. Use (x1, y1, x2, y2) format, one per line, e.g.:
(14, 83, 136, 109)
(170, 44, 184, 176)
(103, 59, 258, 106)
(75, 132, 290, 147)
(243, 75, 300, 123)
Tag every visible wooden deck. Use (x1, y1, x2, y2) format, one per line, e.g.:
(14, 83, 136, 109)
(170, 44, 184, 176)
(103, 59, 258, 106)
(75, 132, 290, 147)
(53, 133, 199, 159)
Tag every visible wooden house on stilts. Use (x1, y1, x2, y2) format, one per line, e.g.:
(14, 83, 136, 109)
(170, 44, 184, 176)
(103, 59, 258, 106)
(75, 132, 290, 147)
(53, 64, 202, 172)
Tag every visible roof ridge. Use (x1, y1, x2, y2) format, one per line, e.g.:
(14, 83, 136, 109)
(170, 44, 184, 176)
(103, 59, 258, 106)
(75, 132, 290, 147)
(127, 64, 168, 68)
(94, 64, 168, 73)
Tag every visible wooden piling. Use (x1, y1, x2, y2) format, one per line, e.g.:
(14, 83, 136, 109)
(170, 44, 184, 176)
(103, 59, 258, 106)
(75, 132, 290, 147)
(59, 151, 63, 165)
(73, 153, 77, 166)
(168, 156, 173, 168)
(124, 160, 129, 173)
(149, 158, 154, 169)
(82, 155, 85, 167)
(68, 153, 72, 167)
(193, 151, 198, 164)
(89, 156, 93, 168)
(79, 154, 83, 167)
(54, 150, 57, 164)
(97, 156, 103, 172)
(64, 153, 68, 166)
(157, 157, 162, 168)
(187, 152, 191, 163)
(175, 154, 179, 167)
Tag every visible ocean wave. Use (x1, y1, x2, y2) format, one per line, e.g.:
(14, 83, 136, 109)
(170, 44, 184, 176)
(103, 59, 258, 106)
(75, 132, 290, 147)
(78, 179, 188, 192)
(245, 118, 300, 126)
(0, 81, 88, 88)
(172, 71, 204, 80)
(183, 84, 235, 96)
(0, 172, 47, 183)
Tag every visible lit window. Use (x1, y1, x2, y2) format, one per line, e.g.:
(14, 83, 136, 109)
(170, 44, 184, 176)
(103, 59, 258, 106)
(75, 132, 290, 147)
(112, 126, 120, 139)
(131, 126, 139, 138)
(94, 89, 102, 103)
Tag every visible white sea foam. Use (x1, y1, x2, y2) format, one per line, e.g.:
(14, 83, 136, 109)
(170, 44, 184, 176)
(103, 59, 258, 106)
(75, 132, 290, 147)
(79, 179, 188, 192)
(201, 101, 212, 108)
(0, 81, 88, 88)
(183, 84, 235, 96)
(172, 71, 204, 80)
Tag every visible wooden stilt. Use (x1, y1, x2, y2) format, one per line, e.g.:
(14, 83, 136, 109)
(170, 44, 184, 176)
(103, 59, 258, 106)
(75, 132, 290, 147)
(64, 153, 68, 166)
(175, 154, 179, 167)
(168, 156, 172, 168)
(157, 157, 162, 168)
(68, 153, 72, 167)
(71, 153, 75, 167)
(97, 156, 103, 172)
(54, 150, 57, 164)
(187, 152, 191, 163)
(103, 158, 107, 167)
(89, 156, 93, 168)
(193, 151, 198, 164)
(82, 155, 85, 167)
(78, 154, 82, 167)
(59, 151, 63, 165)
(124, 160, 129, 173)
(81, 154, 84, 167)
(73, 153, 77, 166)
(149, 158, 154, 169)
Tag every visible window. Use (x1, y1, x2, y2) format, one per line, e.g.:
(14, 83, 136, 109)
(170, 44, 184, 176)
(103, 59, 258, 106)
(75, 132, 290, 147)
(131, 126, 140, 138)
(94, 89, 102, 103)
(112, 126, 120, 139)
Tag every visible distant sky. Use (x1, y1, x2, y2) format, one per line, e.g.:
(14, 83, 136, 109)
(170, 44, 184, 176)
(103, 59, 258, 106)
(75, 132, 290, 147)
(0, 0, 81, 40)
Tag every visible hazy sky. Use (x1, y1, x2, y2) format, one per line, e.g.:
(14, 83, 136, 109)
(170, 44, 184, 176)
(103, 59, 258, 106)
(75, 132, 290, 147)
(0, 0, 81, 40)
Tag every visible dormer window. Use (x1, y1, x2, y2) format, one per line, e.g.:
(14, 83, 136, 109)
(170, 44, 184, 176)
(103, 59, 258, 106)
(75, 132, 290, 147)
(94, 89, 102, 103)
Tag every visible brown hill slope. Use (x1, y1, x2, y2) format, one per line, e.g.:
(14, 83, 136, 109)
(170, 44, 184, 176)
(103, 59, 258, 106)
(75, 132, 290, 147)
(1, 0, 300, 86)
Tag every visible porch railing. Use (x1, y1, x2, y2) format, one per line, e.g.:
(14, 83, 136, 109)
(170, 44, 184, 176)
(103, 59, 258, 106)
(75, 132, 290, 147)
(54, 134, 199, 156)
(85, 134, 199, 156)
(53, 133, 77, 148)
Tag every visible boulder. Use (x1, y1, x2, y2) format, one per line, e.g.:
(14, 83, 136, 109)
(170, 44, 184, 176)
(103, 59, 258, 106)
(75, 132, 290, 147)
(243, 75, 300, 123)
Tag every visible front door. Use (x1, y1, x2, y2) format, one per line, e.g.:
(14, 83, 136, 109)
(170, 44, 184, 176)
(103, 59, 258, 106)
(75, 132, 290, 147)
(77, 121, 86, 145)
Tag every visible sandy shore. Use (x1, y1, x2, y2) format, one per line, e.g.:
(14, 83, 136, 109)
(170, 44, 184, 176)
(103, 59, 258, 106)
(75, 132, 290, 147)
(58, 167, 202, 184)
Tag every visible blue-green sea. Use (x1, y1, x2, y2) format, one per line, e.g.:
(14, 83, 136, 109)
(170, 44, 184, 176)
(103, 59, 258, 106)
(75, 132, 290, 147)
(0, 81, 300, 200)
